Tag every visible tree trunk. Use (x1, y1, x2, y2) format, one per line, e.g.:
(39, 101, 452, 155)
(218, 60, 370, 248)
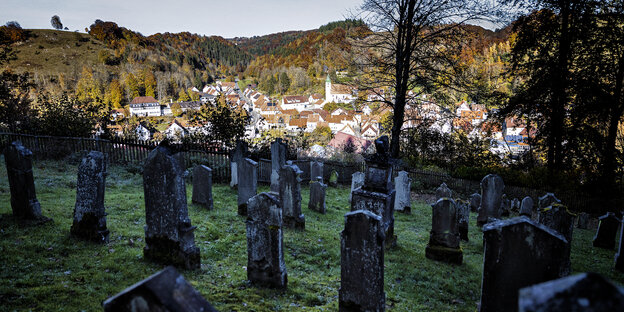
(602, 55, 624, 189)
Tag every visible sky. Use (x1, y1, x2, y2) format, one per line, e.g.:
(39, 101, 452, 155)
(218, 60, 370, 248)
(1, 0, 364, 38)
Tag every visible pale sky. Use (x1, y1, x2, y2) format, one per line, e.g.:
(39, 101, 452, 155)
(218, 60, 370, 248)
(0, 0, 364, 38)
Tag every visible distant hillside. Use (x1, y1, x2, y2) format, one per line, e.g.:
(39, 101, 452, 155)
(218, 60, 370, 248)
(231, 31, 309, 56)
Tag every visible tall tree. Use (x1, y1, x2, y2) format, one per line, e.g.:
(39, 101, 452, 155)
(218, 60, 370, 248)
(355, 0, 498, 158)
(50, 15, 63, 30)
(193, 95, 248, 145)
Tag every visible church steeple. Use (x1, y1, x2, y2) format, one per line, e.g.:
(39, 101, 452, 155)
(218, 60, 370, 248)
(325, 75, 331, 103)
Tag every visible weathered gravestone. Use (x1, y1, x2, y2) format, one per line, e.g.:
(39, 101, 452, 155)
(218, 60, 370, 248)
(349, 171, 365, 203)
(615, 220, 624, 272)
(519, 196, 534, 218)
(394, 171, 412, 214)
(70, 151, 109, 243)
(435, 182, 452, 200)
(270, 138, 287, 193)
(511, 197, 521, 212)
(538, 203, 575, 276)
(191, 165, 213, 210)
(577, 212, 590, 229)
(593, 212, 620, 249)
(518, 272, 624, 312)
(470, 193, 482, 213)
(351, 136, 396, 248)
(456, 199, 470, 241)
(246, 192, 287, 288)
(3, 141, 50, 222)
(480, 217, 568, 312)
(310, 160, 323, 183)
(143, 145, 200, 269)
(339, 210, 385, 312)
(237, 158, 258, 216)
(538, 192, 561, 210)
(279, 164, 305, 229)
(230, 140, 248, 188)
(308, 179, 327, 214)
(329, 170, 339, 187)
(102, 266, 218, 312)
(477, 174, 505, 226)
(425, 198, 462, 264)
(500, 194, 511, 217)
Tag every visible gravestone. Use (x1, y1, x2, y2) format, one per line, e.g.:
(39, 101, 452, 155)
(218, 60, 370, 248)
(480, 217, 568, 312)
(456, 199, 470, 241)
(435, 182, 452, 199)
(425, 198, 462, 264)
(70, 151, 109, 243)
(349, 171, 365, 203)
(310, 160, 323, 183)
(279, 164, 305, 229)
(394, 171, 412, 214)
(518, 273, 624, 312)
(477, 174, 505, 226)
(230, 140, 248, 188)
(3, 141, 50, 222)
(270, 138, 287, 193)
(143, 145, 200, 269)
(470, 193, 482, 212)
(246, 192, 287, 288)
(538, 203, 575, 276)
(329, 170, 339, 187)
(237, 158, 258, 216)
(519, 196, 534, 218)
(191, 165, 213, 210)
(102, 266, 218, 312)
(615, 221, 624, 272)
(339, 210, 385, 311)
(577, 212, 590, 229)
(538, 193, 561, 210)
(593, 212, 620, 249)
(511, 198, 521, 212)
(351, 136, 396, 247)
(308, 180, 327, 214)
(500, 194, 511, 217)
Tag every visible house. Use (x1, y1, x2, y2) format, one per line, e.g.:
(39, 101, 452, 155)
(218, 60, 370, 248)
(110, 109, 126, 121)
(135, 123, 155, 141)
(282, 95, 310, 111)
(129, 96, 161, 117)
(328, 132, 372, 153)
(164, 119, 189, 140)
(325, 76, 357, 104)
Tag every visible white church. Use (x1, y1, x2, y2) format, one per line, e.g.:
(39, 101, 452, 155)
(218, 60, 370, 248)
(325, 75, 357, 104)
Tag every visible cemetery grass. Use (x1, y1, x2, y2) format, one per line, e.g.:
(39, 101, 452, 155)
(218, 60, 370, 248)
(0, 159, 623, 311)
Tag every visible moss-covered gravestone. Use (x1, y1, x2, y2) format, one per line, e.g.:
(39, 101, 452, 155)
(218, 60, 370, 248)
(143, 145, 200, 269)
(470, 192, 481, 212)
(538, 192, 561, 210)
(279, 164, 305, 229)
(70, 151, 109, 243)
(456, 199, 470, 242)
(435, 182, 452, 200)
(308, 179, 327, 214)
(538, 203, 575, 276)
(425, 198, 462, 264)
(310, 160, 323, 183)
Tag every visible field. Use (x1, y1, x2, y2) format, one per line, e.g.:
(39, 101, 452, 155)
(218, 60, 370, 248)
(0, 158, 623, 311)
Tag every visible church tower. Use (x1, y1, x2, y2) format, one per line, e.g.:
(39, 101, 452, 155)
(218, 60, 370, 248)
(325, 75, 332, 103)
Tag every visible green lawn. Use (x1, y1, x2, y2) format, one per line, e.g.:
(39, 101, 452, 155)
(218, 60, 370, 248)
(0, 158, 622, 311)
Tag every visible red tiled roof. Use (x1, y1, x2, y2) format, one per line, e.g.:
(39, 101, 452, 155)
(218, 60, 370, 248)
(130, 96, 158, 104)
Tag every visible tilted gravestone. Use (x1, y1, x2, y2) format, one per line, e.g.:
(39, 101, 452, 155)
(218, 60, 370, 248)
(477, 174, 505, 226)
(435, 182, 452, 200)
(339, 210, 385, 312)
(538, 203, 575, 276)
(191, 165, 213, 210)
(310, 160, 323, 183)
(349, 171, 365, 203)
(237, 158, 258, 216)
(351, 136, 396, 248)
(456, 199, 470, 241)
(538, 192, 561, 210)
(3, 141, 50, 222)
(480, 217, 568, 312)
(308, 179, 327, 214)
(143, 145, 200, 269)
(518, 272, 624, 312)
(593, 212, 620, 249)
(394, 171, 412, 214)
(279, 164, 305, 229)
(230, 140, 248, 188)
(270, 138, 287, 193)
(500, 194, 511, 217)
(425, 198, 462, 264)
(71, 151, 109, 243)
(102, 266, 218, 312)
(470, 193, 482, 213)
(615, 220, 624, 272)
(577, 212, 590, 229)
(246, 192, 287, 288)
(519, 196, 534, 218)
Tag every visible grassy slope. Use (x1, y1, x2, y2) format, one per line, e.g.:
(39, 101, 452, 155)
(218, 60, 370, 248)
(6, 29, 107, 75)
(0, 158, 622, 311)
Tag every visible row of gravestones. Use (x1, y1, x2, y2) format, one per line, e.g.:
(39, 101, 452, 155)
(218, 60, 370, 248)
(5, 140, 624, 311)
